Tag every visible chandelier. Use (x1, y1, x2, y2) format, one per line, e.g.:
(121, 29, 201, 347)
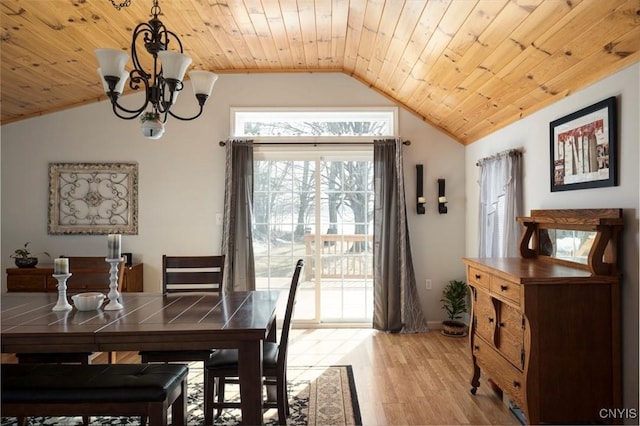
(96, 0, 218, 139)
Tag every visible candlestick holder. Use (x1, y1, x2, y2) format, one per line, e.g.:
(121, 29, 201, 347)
(52, 273, 73, 311)
(104, 257, 124, 310)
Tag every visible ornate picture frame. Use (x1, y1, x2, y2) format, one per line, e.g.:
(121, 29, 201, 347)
(550, 96, 617, 192)
(48, 162, 138, 235)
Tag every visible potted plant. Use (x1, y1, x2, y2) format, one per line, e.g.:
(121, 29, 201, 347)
(10, 242, 50, 268)
(440, 279, 468, 337)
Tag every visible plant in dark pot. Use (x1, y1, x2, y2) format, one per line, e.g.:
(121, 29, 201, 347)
(10, 242, 49, 268)
(440, 279, 468, 337)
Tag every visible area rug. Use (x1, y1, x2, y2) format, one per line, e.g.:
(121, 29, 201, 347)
(0, 364, 361, 426)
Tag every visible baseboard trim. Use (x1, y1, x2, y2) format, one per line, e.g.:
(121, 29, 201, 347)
(428, 321, 444, 330)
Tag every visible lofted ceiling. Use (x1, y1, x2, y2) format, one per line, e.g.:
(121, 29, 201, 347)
(1, 0, 639, 144)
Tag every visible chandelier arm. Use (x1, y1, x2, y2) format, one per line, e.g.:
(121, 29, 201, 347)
(110, 101, 146, 120)
(128, 70, 149, 93)
(155, 78, 183, 114)
(167, 104, 205, 121)
(111, 97, 149, 116)
(108, 72, 152, 116)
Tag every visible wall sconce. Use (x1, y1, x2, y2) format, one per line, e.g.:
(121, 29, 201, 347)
(417, 164, 426, 214)
(438, 178, 448, 214)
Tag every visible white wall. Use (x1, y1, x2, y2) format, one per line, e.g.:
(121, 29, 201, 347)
(0, 72, 465, 324)
(465, 63, 639, 416)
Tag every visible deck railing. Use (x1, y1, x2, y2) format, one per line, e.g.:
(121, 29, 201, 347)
(303, 234, 373, 281)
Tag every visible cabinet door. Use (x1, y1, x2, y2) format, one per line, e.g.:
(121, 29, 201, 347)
(497, 301, 525, 370)
(473, 288, 496, 343)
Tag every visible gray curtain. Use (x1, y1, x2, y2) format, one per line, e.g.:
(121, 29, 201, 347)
(372, 138, 428, 333)
(221, 139, 255, 292)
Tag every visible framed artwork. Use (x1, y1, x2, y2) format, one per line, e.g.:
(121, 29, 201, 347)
(550, 96, 617, 192)
(48, 162, 138, 235)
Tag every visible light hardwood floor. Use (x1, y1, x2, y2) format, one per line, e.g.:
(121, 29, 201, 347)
(2, 328, 520, 425)
(287, 328, 520, 425)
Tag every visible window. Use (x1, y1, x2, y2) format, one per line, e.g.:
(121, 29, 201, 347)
(232, 107, 397, 138)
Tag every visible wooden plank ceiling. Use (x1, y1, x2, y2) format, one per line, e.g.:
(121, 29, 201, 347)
(1, 0, 639, 144)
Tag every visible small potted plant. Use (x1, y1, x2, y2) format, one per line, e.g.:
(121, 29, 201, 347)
(10, 242, 50, 268)
(440, 279, 468, 337)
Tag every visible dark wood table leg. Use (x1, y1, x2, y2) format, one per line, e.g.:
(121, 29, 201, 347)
(238, 339, 264, 425)
(266, 315, 277, 343)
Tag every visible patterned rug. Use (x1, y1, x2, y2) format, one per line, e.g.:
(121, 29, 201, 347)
(1, 364, 361, 426)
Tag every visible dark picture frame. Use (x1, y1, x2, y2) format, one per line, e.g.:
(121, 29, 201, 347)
(550, 96, 617, 192)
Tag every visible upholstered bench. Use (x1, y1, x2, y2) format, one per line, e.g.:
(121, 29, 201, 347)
(15, 352, 93, 364)
(1, 363, 188, 426)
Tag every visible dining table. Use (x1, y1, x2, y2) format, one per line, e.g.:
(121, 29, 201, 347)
(1, 291, 281, 425)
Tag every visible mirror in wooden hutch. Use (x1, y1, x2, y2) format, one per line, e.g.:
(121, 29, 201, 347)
(517, 208, 622, 276)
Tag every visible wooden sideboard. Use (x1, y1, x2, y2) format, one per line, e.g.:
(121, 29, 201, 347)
(463, 209, 622, 424)
(7, 262, 143, 293)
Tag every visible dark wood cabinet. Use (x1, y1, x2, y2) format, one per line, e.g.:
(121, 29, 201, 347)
(464, 209, 622, 424)
(7, 263, 143, 293)
(119, 263, 143, 292)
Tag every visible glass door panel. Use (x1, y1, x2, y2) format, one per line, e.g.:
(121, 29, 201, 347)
(318, 160, 373, 322)
(254, 160, 316, 320)
(253, 156, 373, 324)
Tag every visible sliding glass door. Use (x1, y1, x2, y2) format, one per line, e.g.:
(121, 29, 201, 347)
(253, 152, 373, 324)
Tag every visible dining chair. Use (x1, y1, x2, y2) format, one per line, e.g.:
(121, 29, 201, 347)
(160, 254, 225, 294)
(203, 259, 304, 425)
(139, 254, 225, 365)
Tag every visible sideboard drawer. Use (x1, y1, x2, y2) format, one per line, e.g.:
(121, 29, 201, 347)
(7, 275, 48, 292)
(468, 266, 490, 290)
(473, 336, 525, 408)
(491, 276, 521, 305)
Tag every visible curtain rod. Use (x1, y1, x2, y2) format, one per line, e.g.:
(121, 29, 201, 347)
(475, 148, 522, 166)
(218, 140, 411, 146)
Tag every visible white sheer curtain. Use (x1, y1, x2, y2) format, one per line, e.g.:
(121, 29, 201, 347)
(477, 149, 523, 258)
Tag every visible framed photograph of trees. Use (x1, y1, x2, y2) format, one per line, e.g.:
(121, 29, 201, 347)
(550, 97, 617, 192)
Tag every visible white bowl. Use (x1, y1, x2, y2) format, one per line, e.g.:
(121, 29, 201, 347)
(72, 292, 106, 311)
